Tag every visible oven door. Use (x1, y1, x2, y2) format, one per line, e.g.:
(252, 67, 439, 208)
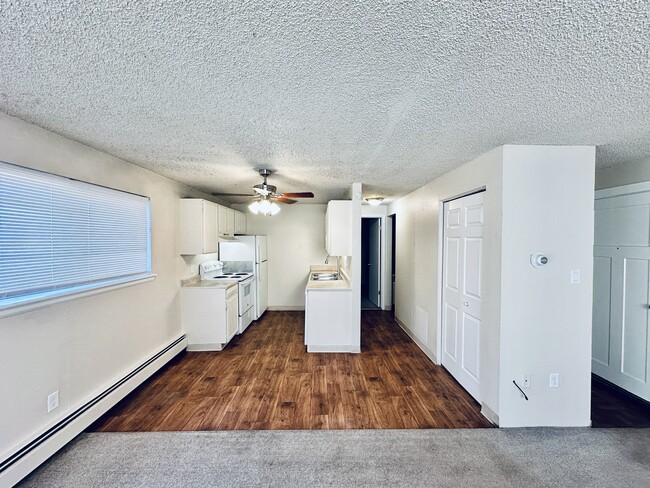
(238, 277, 255, 315)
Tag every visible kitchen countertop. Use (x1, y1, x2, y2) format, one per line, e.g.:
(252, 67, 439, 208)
(181, 277, 238, 289)
(305, 265, 352, 291)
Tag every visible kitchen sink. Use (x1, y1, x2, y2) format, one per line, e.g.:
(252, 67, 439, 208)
(311, 272, 341, 281)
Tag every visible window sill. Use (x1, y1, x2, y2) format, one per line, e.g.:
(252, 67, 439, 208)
(0, 274, 157, 319)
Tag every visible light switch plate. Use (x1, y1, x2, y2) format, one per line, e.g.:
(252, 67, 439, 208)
(570, 269, 581, 284)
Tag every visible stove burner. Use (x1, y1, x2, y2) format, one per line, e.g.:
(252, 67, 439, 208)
(235, 273, 248, 276)
(222, 272, 235, 275)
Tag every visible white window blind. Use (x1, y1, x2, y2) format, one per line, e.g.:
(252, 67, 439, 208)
(0, 161, 151, 309)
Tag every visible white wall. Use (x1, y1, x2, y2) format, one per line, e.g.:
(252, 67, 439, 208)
(596, 158, 650, 189)
(242, 204, 327, 309)
(0, 113, 219, 464)
(390, 145, 595, 427)
(498, 145, 594, 427)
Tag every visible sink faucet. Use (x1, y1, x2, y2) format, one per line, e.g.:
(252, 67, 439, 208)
(325, 255, 341, 277)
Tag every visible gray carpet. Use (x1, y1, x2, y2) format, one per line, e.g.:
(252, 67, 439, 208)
(18, 429, 650, 487)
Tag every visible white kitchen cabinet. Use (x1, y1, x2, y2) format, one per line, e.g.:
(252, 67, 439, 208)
(179, 199, 218, 255)
(181, 282, 238, 351)
(234, 210, 247, 234)
(326, 200, 352, 256)
(218, 205, 236, 237)
(305, 287, 352, 352)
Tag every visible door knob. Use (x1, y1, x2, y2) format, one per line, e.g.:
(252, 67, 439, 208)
(464, 301, 469, 306)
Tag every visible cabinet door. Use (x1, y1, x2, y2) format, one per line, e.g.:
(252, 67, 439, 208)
(179, 199, 218, 255)
(326, 201, 352, 256)
(203, 201, 218, 253)
(218, 205, 228, 236)
(234, 211, 247, 234)
(218, 206, 236, 237)
(226, 208, 235, 235)
(226, 293, 239, 340)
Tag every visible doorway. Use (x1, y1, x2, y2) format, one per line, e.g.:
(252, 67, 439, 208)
(591, 182, 650, 426)
(361, 217, 381, 310)
(441, 190, 485, 402)
(389, 214, 396, 316)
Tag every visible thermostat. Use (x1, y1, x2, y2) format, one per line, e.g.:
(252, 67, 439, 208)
(530, 253, 548, 268)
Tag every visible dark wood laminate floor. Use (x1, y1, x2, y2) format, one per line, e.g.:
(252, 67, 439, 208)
(89, 311, 493, 431)
(591, 375, 650, 428)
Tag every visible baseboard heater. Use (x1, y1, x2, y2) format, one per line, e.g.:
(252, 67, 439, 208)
(0, 334, 187, 487)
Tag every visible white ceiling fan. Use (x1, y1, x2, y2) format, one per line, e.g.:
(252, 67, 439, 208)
(213, 169, 314, 215)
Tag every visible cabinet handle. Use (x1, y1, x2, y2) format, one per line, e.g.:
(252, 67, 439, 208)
(464, 301, 469, 306)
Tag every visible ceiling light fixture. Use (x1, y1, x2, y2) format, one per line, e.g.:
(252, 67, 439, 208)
(365, 197, 384, 206)
(249, 196, 281, 216)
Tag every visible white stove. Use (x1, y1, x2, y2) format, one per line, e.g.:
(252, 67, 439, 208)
(200, 261, 253, 282)
(199, 261, 256, 334)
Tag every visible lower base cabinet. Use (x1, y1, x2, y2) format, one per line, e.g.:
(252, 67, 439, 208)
(304, 289, 352, 352)
(181, 283, 238, 351)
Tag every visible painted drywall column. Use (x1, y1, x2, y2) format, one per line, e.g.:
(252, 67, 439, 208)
(240, 204, 327, 309)
(390, 145, 594, 426)
(350, 183, 362, 352)
(498, 145, 595, 427)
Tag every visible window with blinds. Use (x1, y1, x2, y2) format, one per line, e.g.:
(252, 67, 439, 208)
(0, 161, 152, 310)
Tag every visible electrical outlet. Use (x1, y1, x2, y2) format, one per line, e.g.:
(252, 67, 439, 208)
(47, 390, 59, 413)
(522, 374, 531, 388)
(549, 373, 560, 388)
(190, 264, 197, 275)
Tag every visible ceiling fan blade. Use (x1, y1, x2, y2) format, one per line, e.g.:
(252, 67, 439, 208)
(212, 192, 254, 197)
(279, 192, 314, 198)
(273, 197, 297, 204)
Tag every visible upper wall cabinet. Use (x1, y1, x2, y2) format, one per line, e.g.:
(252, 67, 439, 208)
(234, 210, 247, 234)
(180, 199, 218, 255)
(326, 200, 352, 256)
(218, 205, 235, 238)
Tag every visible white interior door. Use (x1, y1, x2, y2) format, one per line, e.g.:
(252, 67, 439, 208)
(368, 218, 381, 307)
(442, 191, 484, 402)
(593, 186, 650, 401)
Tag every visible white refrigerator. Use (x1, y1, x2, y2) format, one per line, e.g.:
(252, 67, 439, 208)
(219, 235, 268, 319)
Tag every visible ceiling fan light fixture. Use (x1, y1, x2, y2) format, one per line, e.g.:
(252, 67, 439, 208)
(249, 201, 261, 214)
(270, 202, 281, 215)
(259, 199, 272, 214)
(366, 197, 384, 206)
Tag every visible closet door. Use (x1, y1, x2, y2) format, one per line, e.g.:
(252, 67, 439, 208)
(593, 185, 650, 401)
(442, 191, 485, 402)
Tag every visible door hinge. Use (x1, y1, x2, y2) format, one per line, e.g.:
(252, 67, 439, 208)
(378, 290, 381, 295)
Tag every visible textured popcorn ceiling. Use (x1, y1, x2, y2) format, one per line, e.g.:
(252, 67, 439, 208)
(0, 1, 648, 203)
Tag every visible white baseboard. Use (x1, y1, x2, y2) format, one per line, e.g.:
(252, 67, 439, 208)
(186, 343, 223, 351)
(394, 315, 438, 364)
(267, 306, 305, 311)
(307, 345, 361, 353)
(481, 403, 499, 426)
(0, 335, 187, 488)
